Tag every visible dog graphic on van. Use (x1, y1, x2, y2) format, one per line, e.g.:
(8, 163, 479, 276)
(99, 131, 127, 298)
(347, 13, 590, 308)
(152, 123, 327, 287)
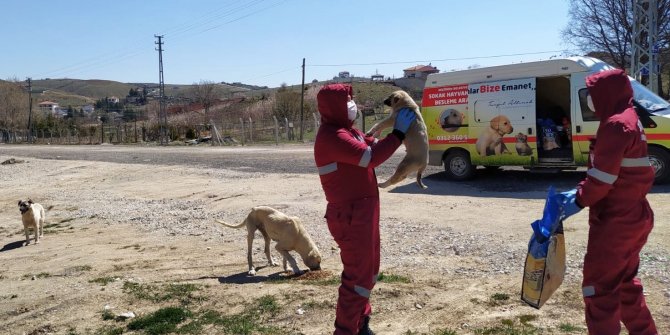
(515, 132, 533, 156)
(476, 115, 514, 156)
(440, 108, 465, 132)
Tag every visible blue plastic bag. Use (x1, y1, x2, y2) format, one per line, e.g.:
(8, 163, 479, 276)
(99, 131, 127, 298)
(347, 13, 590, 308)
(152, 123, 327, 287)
(521, 186, 567, 309)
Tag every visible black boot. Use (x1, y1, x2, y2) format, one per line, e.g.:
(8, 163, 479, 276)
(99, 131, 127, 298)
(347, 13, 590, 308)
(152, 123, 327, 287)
(358, 316, 375, 335)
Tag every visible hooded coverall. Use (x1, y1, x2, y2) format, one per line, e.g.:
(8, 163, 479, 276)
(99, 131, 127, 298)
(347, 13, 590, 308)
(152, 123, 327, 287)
(314, 83, 404, 334)
(576, 69, 657, 335)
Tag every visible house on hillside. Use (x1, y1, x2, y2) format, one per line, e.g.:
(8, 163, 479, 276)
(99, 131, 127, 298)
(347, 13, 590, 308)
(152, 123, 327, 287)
(83, 105, 95, 114)
(106, 96, 120, 104)
(403, 64, 439, 79)
(38, 101, 59, 116)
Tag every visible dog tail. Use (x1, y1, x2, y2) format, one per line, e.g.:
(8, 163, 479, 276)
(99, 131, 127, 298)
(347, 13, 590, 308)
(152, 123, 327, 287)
(215, 219, 246, 229)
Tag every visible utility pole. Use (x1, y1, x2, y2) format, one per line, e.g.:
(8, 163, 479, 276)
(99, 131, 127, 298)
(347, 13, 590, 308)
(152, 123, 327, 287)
(26, 78, 33, 143)
(299, 58, 305, 142)
(155, 35, 167, 145)
(631, 0, 659, 93)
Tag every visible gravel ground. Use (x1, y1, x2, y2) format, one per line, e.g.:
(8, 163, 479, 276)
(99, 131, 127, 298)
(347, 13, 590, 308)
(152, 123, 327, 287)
(0, 143, 668, 334)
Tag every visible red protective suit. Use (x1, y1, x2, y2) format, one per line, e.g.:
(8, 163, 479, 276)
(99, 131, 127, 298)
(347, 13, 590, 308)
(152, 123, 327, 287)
(576, 69, 657, 335)
(314, 84, 403, 335)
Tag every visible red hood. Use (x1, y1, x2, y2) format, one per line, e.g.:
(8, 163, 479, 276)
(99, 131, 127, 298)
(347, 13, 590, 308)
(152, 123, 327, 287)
(317, 83, 353, 127)
(586, 69, 633, 120)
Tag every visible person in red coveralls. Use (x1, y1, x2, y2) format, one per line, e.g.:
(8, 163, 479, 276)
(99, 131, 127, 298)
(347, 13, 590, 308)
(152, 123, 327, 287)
(314, 83, 416, 335)
(558, 69, 657, 335)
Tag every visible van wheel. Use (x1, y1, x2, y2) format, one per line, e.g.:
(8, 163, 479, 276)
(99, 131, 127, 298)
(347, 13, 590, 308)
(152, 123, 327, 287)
(443, 150, 475, 180)
(648, 146, 670, 184)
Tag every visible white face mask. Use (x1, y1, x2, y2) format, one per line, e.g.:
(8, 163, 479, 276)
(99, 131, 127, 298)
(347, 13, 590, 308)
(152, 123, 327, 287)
(347, 100, 358, 121)
(587, 95, 595, 112)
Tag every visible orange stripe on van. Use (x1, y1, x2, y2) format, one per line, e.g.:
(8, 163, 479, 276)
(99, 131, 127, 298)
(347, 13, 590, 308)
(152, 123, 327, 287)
(573, 134, 670, 141)
(646, 133, 670, 140)
(429, 136, 537, 145)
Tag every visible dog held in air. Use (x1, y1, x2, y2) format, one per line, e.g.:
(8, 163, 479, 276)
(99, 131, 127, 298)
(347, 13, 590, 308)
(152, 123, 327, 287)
(216, 206, 321, 276)
(366, 90, 429, 189)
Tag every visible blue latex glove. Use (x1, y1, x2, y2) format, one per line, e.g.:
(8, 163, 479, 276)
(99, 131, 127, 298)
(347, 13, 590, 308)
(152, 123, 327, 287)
(393, 108, 416, 134)
(557, 189, 583, 220)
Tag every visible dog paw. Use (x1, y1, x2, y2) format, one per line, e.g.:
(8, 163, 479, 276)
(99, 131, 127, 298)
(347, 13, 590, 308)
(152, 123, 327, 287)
(248, 269, 257, 276)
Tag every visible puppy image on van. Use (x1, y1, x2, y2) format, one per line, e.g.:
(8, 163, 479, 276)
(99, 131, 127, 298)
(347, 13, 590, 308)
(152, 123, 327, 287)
(216, 206, 321, 276)
(475, 115, 514, 156)
(18, 199, 45, 245)
(515, 133, 534, 156)
(365, 90, 429, 189)
(440, 108, 464, 132)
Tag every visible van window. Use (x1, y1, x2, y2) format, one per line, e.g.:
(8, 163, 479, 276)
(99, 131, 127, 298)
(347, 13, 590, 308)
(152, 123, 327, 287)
(630, 80, 670, 115)
(578, 89, 598, 121)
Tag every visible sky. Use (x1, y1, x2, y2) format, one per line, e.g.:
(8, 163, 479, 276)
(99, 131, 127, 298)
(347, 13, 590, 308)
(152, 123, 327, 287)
(2, 0, 576, 88)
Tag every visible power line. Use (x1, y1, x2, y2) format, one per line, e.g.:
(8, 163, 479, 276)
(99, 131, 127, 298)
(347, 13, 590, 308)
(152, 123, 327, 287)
(32, 0, 288, 80)
(309, 50, 579, 67)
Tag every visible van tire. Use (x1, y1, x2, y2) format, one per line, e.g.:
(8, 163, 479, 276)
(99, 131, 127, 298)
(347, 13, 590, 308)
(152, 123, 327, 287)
(648, 146, 670, 184)
(443, 150, 475, 181)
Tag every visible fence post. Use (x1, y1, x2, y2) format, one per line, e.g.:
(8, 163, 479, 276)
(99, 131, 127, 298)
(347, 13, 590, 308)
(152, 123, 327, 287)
(248, 117, 253, 143)
(273, 116, 279, 145)
(239, 118, 245, 145)
(313, 113, 320, 135)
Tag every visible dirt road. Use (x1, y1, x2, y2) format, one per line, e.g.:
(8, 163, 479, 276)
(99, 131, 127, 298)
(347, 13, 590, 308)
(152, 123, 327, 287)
(0, 144, 668, 334)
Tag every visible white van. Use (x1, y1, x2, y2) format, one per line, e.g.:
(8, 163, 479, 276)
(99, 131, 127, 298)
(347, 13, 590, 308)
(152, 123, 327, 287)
(421, 57, 670, 184)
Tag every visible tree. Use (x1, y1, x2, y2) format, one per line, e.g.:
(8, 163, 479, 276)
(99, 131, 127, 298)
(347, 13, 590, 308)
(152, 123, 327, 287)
(0, 80, 28, 132)
(191, 80, 217, 121)
(273, 84, 302, 120)
(563, 0, 670, 96)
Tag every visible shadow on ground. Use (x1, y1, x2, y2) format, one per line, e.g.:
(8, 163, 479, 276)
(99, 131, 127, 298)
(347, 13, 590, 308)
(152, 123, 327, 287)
(389, 168, 670, 199)
(0, 240, 25, 253)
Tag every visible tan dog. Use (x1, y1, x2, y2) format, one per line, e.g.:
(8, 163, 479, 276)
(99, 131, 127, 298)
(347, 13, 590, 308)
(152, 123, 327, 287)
(441, 108, 464, 132)
(475, 115, 514, 156)
(216, 206, 321, 276)
(366, 90, 429, 189)
(18, 199, 45, 245)
(515, 133, 533, 156)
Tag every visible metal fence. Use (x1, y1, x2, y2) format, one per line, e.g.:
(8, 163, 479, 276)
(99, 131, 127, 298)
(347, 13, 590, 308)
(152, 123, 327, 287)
(0, 113, 323, 145)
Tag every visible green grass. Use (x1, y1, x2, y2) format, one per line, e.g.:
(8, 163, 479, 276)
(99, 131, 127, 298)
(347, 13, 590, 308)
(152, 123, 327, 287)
(488, 292, 511, 306)
(122, 282, 204, 304)
(404, 329, 458, 335)
(472, 318, 540, 335)
(558, 323, 584, 333)
(95, 325, 124, 335)
(22, 272, 51, 279)
(101, 309, 115, 321)
(90, 276, 117, 286)
(127, 295, 286, 335)
(128, 306, 192, 335)
(377, 272, 411, 284)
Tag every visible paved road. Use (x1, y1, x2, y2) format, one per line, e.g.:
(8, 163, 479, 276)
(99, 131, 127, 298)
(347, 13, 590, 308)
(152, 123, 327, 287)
(3, 144, 668, 197)
(0, 143, 401, 175)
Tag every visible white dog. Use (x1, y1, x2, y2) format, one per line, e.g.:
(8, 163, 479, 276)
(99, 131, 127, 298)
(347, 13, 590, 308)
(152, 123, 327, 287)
(18, 199, 45, 245)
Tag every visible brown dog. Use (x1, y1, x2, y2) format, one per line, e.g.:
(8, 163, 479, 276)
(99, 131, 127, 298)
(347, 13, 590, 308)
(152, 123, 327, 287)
(475, 115, 514, 156)
(365, 90, 429, 189)
(216, 206, 321, 276)
(18, 199, 45, 245)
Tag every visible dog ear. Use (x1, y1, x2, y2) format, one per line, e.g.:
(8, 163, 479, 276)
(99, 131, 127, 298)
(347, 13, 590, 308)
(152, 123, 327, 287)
(490, 117, 500, 130)
(18, 200, 22, 206)
(28, 199, 33, 204)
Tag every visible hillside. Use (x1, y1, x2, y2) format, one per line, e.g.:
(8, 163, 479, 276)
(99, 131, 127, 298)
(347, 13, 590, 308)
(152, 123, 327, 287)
(33, 79, 135, 100)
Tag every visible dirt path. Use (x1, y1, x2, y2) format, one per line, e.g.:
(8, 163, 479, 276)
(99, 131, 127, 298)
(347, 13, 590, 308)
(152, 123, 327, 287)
(0, 145, 668, 334)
